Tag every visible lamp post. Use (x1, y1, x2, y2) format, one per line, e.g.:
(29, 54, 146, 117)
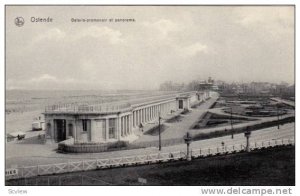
(158, 115, 162, 151)
(184, 132, 193, 161)
(230, 107, 234, 139)
(244, 127, 251, 152)
(277, 103, 280, 130)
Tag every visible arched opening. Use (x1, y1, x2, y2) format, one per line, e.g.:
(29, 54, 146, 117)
(179, 100, 183, 109)
(55, 119, 66, 142)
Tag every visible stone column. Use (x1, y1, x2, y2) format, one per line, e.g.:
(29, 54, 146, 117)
(127, 115, 130, 135)
(49, 119, 55, 139)
(105, 118, 109, 140)
(136, 111, 139, 126)
(125, 115, 128, 136)
(117, 116, 121, 140)
(134, 111, 136, 128)
(121, 116, 124, 137)
(130, 114, 133, 134)
(72, 120, 76, 142)
(122, 116, 124, 136)
(135, 110, 140, 127)
(153, 106, 155, 119)
(128, 115, 130, 134)
(135, 111, 138, 127)
(132, 111, 135, 128)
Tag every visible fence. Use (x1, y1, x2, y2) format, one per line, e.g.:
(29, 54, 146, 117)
(6, 174, 112, 186)
(45, 103, 132, 113)
(6, 138, 294, 181)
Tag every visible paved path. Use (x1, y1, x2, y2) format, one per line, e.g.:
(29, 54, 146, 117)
(271, 97, 295, 107)
(6, 122, 294, 168)
(135, 92, 219, 142)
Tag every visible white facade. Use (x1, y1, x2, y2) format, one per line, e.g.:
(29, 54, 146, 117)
(44, 91, 210, 143)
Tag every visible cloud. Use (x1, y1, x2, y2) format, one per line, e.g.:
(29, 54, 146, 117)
(32, 28, 66, 43)
(7, 74, 80, 90)
(29, 74, 58, 83)
(143, 19, 179, 38)
(72, 26, 124, 44)
(180, 43, 208, 57)
(235, 7, 294, 38)
(6, 6, 295, 90)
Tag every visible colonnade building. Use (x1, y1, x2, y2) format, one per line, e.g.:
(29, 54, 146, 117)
(44, 91, 210, 143)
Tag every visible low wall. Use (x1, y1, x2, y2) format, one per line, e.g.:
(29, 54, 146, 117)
(58, 137, 183, 153)
(58, 139, 129, 153)
(192, 116, 295, 141)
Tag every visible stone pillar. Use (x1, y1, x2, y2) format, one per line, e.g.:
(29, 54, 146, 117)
(133, 111, 136, 127)
(158, 105, 160, 116)
(117, 116, 121, 140)
(75, 119, 81, 142)
(49, 119, 54, 139)
(144, 108, 146, 122)
(134, 111, 136, 127)
(127, 115, 129, 134)
(136, 110, 139, 126)
(122, 116, 125, 137)
(121, 116, 125, 137)
(138, 110, 141, 125)
(140, 110, 142, 123)
(105, 118, 109, 140)
(126, 115, 129, 135)
(136, 111, 138, 127)
(74, 119, 78, 142)
(130, 114, 133, 134)
(72, 120, 76, 142)
(153, 106, 155, 119)
(136, 111, 139, 126)
(135, 111, 137, 127)
(126, 115, 129, 136)
(132, 111, 135, 128)
(127, 115, 130, 135)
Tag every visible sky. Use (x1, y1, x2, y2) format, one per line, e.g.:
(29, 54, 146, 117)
(6, 6, 294, 90)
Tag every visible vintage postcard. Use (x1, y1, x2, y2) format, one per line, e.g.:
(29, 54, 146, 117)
(5, 5, 295, 190)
